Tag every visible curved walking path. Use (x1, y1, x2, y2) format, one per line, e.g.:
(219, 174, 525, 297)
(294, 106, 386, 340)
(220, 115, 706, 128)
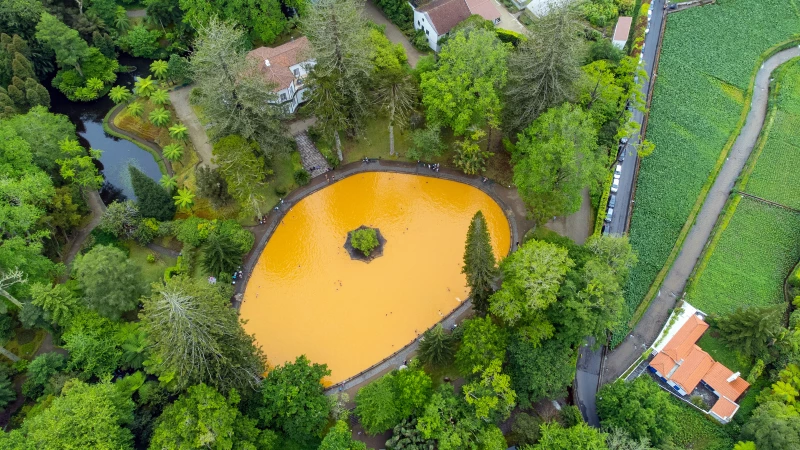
(600, 46, 800, 384)
(62, 190, 106, 272)
(235, 159, 534, 395)
(106, 103, 174, 177)
(169, 86, 216, 169)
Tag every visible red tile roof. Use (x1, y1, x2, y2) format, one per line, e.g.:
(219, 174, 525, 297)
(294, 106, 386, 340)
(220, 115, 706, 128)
(613, 16, 632, 42)
(704, 362, 750, 400)
(710, 396, 739, 421)
(662, 315, 709, 362)
(247, 36, 311, 91)
(669, 346, 714, 393)
(464, 0, 500, 22)
(418, 0, 472, 35)
(649, 351, 676, 376)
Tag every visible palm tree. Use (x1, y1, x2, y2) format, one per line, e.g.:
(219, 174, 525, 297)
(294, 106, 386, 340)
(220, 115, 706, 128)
(126, 101, 144, 118)
(150, 60, 169, 81)
(162, 143, 184, 161)
(159, 175, 178, 191)
(108, 85, 132, 104)
(114, 6, 130, 33)
(134, 75, 157, 97)
(150, 89, 169, 106)
(173, 187, 195, 210)
(119, 324, 148, 370)
(168, 123, 188, 141)
(86, 77, 104, 92)
(149, 107, 170, 127)
(376, 74, 417, 156)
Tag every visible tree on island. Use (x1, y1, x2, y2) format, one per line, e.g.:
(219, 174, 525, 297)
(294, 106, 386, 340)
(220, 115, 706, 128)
(462, 210, 498, 315)
(351, 228, 379, 256)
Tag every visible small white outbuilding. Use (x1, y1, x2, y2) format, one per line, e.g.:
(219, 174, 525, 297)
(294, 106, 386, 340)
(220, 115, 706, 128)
(612, 16, 633, 49)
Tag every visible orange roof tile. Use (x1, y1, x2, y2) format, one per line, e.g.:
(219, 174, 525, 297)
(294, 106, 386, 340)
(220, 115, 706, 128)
(710, 396, 739, 421)
(247, 37, 311, 91)
(704, 362, 750, 400)
(662, 315, 709, 362)
(464, 0, 500, 21)
(650, 351, 676, 376)
(670, 346, 714, 393)
(418, 0, 472, 35)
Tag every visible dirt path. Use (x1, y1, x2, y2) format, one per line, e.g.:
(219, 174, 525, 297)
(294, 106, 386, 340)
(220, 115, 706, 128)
(169, 86, 217, 168)
(126, 9, 147, 18)
(544, 188, 592, 245)
(363, 0, 424, 67)
(62, 190, 106, 271)
(601, 46, 800, 383)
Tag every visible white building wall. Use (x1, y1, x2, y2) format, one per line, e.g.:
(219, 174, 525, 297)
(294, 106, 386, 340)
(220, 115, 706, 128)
(413, 9, 441, 51)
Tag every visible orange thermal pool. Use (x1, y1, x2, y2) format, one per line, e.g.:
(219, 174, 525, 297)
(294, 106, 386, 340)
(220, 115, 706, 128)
(241, 172, 510, 384)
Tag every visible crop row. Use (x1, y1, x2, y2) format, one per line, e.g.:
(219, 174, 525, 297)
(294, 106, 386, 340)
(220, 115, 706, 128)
(617, 0, 800, 342)
(688, 198, 800, 315)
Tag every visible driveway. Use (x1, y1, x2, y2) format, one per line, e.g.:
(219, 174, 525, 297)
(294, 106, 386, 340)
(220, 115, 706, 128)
(493, 0, 527, 34)
(363, 0, 424, 67)
(169, 86, 216, 168)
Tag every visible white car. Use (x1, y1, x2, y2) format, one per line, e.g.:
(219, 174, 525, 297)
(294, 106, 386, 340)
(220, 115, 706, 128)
(615, 164, 622, 176)
(611, 176, 620, 194)
(605, 207, 614, 222)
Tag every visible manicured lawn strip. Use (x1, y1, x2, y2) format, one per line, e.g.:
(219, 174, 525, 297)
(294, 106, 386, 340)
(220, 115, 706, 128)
(617, 0, 800, 344)
(744, 60, 800, 209)
(688, 198, 800, 315)
(667, 395, 735, 450)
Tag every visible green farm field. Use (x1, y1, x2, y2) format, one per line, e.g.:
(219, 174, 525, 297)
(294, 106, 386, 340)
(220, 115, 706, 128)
(688, 198, 800, 315)
(667, 395, 734, 450)
(618, 0, 800, 341)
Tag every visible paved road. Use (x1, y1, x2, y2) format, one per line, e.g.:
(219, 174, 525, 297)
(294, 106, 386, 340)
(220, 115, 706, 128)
(602, 44, 800, 382)
(607, 0, 665, 235)
(363, 0, 424, 67)
(575, 0, 666, 426)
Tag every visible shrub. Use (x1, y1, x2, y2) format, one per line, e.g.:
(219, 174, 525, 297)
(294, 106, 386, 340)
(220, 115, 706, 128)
(274, 185, 288, 197)
(120, 25, 161, 58)
(406, 126, 445, 160)
(350, 228, 379, 256)
(129, 166, 176, 221)
(294, 169, 310, 186)
(412, 29, 429, 51)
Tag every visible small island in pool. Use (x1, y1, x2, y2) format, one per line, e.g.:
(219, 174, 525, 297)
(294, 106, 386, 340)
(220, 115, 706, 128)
(344, 226, 385, 262)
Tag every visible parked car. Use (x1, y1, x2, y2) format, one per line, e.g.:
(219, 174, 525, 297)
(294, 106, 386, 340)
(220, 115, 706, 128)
(615, 164, 622, 176)
(605, 207, 614, 222)
(609, 194, 616, 209)
(611, 176, 620, 194)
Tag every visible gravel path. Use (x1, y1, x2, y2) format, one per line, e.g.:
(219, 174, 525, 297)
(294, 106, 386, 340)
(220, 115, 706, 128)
(169, 86, 217, 168)
(363, 0, 424, 67)
(62, 190, 106, 271)
(600, 46, 800, 383)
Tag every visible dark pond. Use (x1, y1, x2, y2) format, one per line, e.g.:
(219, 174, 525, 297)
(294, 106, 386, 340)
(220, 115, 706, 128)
(47, 54, 163, 204)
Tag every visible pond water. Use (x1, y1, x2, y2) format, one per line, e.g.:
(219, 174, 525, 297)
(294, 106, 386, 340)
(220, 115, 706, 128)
(241, 172, 511, 385)
(47, 54, 163, 203)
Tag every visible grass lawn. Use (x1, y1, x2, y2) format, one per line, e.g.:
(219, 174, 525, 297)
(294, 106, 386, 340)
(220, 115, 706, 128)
(5, 328, 47, 360)
(688, 198, 800, 315)
(123, 241, 177, 287)
(696, 332, 751, 375)
(668, 395, 735, 450)
(744, 59, 800, 209)
(620, 0, 800, 342)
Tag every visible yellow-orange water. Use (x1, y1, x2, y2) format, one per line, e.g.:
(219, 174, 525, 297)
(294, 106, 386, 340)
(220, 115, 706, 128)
(241, 172, 510, 384)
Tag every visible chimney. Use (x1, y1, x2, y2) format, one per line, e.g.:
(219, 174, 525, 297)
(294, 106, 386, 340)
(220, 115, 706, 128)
(265, 59, 271, 67)
(726, 372, 740, 382)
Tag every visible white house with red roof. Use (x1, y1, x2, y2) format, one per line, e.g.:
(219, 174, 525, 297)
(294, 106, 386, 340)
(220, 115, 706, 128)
(647, 306, 750, 424)
(247, 36, 315, 114)
(411, 0, 501, 51)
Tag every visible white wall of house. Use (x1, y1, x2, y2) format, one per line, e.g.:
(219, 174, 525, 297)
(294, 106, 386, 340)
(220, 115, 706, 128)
(269, 60, 316, 114)
(412, 9, 442, 51)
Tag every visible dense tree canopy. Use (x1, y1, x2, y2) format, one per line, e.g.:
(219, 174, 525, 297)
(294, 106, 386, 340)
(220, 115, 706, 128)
(73, 245, 145, 319)
(130, 166, 176, 221)
(507, 335, 576, 407)
(454, 315, 508, 375)
(597, 377, 678, 445)
(462, 210, 499, 315)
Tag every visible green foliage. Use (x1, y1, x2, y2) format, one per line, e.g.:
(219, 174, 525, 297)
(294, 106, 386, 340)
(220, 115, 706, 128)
(167, 53, 191, 84)
(148, 107, 170, 127)
(462, 358, 516, 422)
(421, 29, 509, 136)
(507, 336, 576, 408)
(135, 75, 157, 97)
(526, 422, 608, 450)
(168, 122, 188, 140)
(150, 60, 168, 80)
(212, 134, 267, 214)
(0, 364, 14, 409)
(35, 13, 90, 73)
(453, 129, 491, 175)
(385, 418, 435, 450)
(293, 168, 310, 186)
(454, 315, 508, 375)
(149, 88, 169, 106)
(161, 142, 183, 161)
(741, 401, 800, 450)
(2, 379, 135, 449)
(141, 275, 265, 393)
(126, 100, 144, 117)
(257, 355, 330, 447)
(173, 187, 195, 210)
(320, 420, 368, 450)
(356, 365, 433, 435)
(462, 210, 498, 314)
(512, 103, 602, 225)
(58, 137, 104, 189)
(418, 324, 454, 368)
(623, 0, 800, 341)
(62, 311, 124, 380)
(51, 48, 119, 102)
(179, 0, 287, 43)
(350, 227, 379, 256)
(406, 126, 445, 161)
(1, 106, 75, 176)
(597, 377, 679, 445)
(583, 0, 618, 27)
(109, 85, 132, 104)
(99, 200, 141, 240)
(201, 231, 246, 277)
(150, 383, 263, 449)
(509, 413, 542, 447)
(130, 166, 176, 221)
(374, 0, 414, 33)
(194, 166, 232, 208)
(73, 245, 145, 319)
(121, 25, 161, 58)
(22, 352, 65, 399)
(712, 304, 783, 359)
(30, 282, 80, 328)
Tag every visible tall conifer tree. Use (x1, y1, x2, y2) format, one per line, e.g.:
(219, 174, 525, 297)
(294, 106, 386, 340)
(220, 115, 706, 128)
(462, 211, 498, 315)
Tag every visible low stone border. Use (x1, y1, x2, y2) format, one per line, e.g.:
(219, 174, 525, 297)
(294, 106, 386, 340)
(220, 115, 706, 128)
(344, 226, 386, 262)
(104, 102, 174, 177)
(234, 160, 522, 392)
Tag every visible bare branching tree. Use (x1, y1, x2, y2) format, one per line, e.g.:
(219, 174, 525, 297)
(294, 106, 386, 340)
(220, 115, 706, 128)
(0, 268, 26, 308)
(504, 0, 585, 133)
(376, 75, 416, 155)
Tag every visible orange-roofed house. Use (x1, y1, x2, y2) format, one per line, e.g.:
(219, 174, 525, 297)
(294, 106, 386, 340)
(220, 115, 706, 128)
(247, 37, 315, 114)
(647, 312, 749, 424)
